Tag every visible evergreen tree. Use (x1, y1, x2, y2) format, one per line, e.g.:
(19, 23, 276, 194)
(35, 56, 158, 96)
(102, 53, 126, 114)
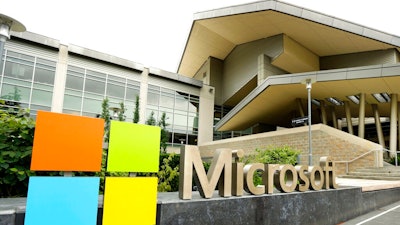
(117, 102, 126, 121)
(100, 98, 111, 143)
(133, 95, 140, 123)
(145, 111, 156, 126)
(158, 112, 169, 153)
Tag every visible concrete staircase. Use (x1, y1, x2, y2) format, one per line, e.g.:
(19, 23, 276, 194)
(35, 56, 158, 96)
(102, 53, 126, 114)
(340, 163, 400, 180)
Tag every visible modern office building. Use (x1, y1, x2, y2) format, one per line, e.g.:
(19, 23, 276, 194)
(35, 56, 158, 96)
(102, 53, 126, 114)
(2, 0, 400, 161)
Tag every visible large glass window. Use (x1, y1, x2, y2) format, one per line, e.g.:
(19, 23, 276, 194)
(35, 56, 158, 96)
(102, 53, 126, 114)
(0, 50, 56, 116)
(146, 85, 199, 148)
(63, 65, 140, 121)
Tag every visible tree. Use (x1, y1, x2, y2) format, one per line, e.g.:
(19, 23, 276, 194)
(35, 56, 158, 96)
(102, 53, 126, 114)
(100, 98, 111, 143)
(133, 95, 139, 123)
(117, 102, 126, 121)
(158, 112, 169, 153)
(146, 111, 156, 126)
(0, 107, 35, 197)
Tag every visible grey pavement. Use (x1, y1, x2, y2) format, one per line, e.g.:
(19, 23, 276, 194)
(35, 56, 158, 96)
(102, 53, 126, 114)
(343, 200, 400, 225)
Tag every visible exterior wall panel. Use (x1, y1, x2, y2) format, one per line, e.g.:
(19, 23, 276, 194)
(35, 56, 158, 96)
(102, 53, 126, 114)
(321, 49, 398, 70)
(222, 35, 284, 103)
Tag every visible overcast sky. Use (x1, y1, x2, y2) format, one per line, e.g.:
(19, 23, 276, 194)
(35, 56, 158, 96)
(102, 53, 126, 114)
(0, 0, 399, 73)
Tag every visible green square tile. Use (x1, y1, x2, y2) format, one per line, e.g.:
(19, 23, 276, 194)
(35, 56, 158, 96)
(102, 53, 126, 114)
(107, 121, 160, 172)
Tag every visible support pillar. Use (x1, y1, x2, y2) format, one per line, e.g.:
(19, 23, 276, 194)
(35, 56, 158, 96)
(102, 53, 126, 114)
(344, 101, 353, 135)
(358, 93, 366, 139)
(51, 44, 68, 113)
(296, 98, 305, 117)
(320, 100, 327, 125)
(398, 102, 400, 153)
(330, 106, 338, 129)
(372, 104, 385, 147)
(138, 68, 149, 124)
(390, 94, 398, 157)
(198, 84, 215, 145)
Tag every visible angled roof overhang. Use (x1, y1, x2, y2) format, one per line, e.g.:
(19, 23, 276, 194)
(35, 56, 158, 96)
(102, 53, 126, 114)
(178, 0, 400, 77)
(215, 64, 400, 131)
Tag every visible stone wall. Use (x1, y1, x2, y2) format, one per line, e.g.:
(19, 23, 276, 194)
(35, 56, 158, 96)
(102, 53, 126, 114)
(199, 124, 383, 175)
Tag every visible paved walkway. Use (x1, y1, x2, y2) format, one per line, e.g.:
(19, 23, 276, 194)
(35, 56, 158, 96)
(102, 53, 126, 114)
(336, 178, 400, 225)
(342, 200, 400, 225)
(336, 177, 400, 192)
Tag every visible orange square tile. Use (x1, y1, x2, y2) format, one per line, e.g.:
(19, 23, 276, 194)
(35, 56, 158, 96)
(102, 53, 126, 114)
(31, 111, 104, 171)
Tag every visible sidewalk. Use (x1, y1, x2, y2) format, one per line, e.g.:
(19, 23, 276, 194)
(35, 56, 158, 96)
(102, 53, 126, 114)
(336, 177, 400, 192)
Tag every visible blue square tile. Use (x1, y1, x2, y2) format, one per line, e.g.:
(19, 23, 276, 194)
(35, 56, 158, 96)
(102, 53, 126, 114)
(24, 177, 100, 225)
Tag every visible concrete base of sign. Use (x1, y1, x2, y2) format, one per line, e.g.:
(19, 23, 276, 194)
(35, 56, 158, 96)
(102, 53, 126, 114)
(155, 187, 400, 225)
(2, 185, 400, 225)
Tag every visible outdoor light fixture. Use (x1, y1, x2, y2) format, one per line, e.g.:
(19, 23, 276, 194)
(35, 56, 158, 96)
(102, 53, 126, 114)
(326, 97, 344, 106)
(372, 93, 391, 103)
(347, 95, 360, 104)
(0, 14, 26, 62)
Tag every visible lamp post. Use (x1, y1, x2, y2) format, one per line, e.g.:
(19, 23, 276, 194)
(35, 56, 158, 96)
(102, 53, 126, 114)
(301, 78, 315, 166)
(306, 79, 312, 166)
(0, 14, 26, 64)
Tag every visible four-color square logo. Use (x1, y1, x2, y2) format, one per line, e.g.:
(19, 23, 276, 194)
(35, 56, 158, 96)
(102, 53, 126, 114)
(24, 111, 161, 225)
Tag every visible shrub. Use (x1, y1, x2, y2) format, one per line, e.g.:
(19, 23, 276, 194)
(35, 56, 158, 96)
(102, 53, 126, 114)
(0, 108, 35, 197)
(240, 145, 301, 186)
(241, 145, 300, 165)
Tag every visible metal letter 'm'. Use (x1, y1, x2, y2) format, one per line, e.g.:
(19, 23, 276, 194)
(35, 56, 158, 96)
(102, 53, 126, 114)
(179, 145, 232, 199)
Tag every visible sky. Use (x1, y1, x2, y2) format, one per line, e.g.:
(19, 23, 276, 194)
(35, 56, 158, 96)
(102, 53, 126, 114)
(0, 0, 399, 73)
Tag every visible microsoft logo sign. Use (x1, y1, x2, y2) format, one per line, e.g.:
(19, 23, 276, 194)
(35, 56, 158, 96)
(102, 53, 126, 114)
(24, 111, 160, 225)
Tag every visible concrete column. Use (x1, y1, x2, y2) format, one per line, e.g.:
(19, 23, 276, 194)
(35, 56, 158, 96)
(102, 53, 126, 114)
(138, 68, 149, 124)
(198, 84, 215, 145)
(390, 94, 398, 157)
(398, 102, 400, 152)
(296, 98, 305, 117)
(330, 106, 338, 129)
(372, 104, 385, 147)
(358, 93, 366, 139)
(344, 101, 353, 135)
(320, 100, 327, 125)
(51, 44, 69, 112)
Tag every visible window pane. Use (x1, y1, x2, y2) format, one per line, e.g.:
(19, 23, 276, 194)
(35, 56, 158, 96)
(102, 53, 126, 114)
(3, 77, 31, 87)
(31, 89, 52, 106)
(175, 94, 188, 111)
(173, 114, 187, 127)
(65, 75, 84, 90)
(107, 83, 125, 98)
(86, 70, 106, 79)
(63, 95, 82, 110)
(34, 67, 55, 85)
(160, 94, 174, 108)
(0, 85, 30, 103)
(82, 98, 101, 114)
(108, 74, 126, 83)
(85, 79, 105, 94)
(126, 87, 139, 101)
(33, 83, 53, 91)
(147, 91, 159, 105)
(4, 61, 34, 80)
(189, 101, 199, 113)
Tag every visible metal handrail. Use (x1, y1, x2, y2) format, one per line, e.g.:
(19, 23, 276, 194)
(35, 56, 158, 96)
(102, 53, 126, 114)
(335, 149, 381, 174)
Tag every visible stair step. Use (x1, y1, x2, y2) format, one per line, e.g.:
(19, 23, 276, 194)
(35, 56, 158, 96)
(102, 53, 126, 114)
(339, 175, 400, 180)
(348, 172, 400, 177)
(352, 169, 400, 174)
(354, 167, 400, 173)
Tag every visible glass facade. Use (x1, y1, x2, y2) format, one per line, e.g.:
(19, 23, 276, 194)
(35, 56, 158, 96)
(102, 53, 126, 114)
(0, 50, 56, 116)
(1, 45, 203, 151)
(63, 65, 140, 120)
(214, 105, 252, 140)
(146, 84, 199, 147)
